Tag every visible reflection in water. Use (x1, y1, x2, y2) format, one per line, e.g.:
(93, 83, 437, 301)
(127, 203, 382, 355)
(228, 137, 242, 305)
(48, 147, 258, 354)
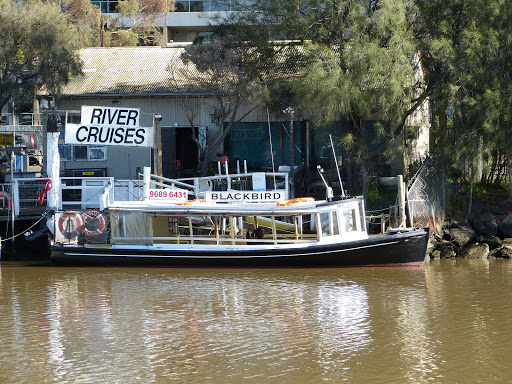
(0, 261, 512, 383)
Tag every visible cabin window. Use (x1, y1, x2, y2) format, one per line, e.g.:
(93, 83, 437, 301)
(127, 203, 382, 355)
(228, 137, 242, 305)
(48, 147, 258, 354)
(319, 211, 340, 237)
(341, 209, 358, 232)
(89, 146, 107, 161)
(59, 145, 72, 161)
(110, 211, 153, 245)
(73, 145, 88, 160)
(59, 144, 107, 161)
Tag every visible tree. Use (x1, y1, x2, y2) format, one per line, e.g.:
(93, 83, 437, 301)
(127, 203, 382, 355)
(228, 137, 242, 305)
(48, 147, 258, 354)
(0, 0, 83, 113)
(412, 0, 509, 211)
(60, 0, 101, 48)
(109, 0, 175, 46)
(292, 0, 417, 198)
(169, 36, 263, 176)
(213, 0, 424, 198)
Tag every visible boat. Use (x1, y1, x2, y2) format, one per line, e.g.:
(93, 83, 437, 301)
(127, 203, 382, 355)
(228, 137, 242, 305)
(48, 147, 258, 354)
(42, 104, 428, 266)
(49, 193, 429, 267)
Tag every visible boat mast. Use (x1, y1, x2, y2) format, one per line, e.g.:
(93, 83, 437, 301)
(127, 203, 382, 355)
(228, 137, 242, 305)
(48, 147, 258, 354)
(329, 134, 345, 197)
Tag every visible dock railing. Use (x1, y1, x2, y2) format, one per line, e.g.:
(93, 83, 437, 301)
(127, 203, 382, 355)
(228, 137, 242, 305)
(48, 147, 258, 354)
(0, 177, 143, 216)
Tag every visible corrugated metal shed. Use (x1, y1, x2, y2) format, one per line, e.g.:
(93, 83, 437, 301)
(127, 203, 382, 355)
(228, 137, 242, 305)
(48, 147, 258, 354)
(46, 43, 304, 98)
(54, 46, 206, 97)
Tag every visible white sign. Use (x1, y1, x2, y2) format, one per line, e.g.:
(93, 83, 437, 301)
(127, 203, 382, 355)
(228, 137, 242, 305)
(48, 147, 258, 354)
(82, 106, 140, 127)
(252, 172, 267, 191)
(148, 188, 188, 201)
(65, 106, 153, 147)
(205, 190, 286, 202)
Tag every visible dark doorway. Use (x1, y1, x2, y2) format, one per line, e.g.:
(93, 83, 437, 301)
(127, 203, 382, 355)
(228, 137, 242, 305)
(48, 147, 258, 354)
(176, 127, 198, 176)
(161, 127, 176, 179)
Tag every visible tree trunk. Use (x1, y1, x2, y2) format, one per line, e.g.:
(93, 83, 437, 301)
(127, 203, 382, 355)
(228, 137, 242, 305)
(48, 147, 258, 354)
(199, 144, 209, 177)
(508, 152, 512, 202)
(466, 164, 474, 221)
(360, 119, 368, 201)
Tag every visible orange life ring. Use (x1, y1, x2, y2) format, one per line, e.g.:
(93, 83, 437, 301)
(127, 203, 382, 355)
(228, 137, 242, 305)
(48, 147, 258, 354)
(183, 199, 205, 205)
(58, 211, 84, 240)
(83, 210, 106, 236)
(277, 197, 315, 206)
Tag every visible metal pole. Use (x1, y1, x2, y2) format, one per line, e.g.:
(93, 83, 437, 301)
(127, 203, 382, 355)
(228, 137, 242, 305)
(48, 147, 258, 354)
(283, 107, 295, 199)
(330, 134, 345, 197)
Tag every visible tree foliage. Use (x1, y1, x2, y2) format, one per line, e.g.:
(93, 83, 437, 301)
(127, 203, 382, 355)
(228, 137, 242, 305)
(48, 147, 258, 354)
(0, 0, 83, 113)
(170, 36, 263, 175)
(216, 0, 418, 197)
(60, 0, 101, 48)
(110, 0, 175, 46)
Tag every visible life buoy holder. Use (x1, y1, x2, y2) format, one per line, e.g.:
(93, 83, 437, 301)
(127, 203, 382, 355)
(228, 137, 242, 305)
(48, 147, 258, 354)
(277, 197, 315, 207)
(58, 211, 84, 240)
(83, 210, 106, 236)
(0, 191, 11, 210)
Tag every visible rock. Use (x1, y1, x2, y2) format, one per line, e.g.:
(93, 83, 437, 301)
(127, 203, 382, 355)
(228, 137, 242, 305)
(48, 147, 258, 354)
(471, 211, 498, 237)
(471, 199, 488, 214)
(492, 201, 512, 215)
(503, 238, 512, 246)
(437, 242, 457, 258)
(451, 219, 475, 232)
(490, 245, 512, 259)
(480, 235, 503, 250)
(500, 245, 512, 258)
(430, 250, 441, 259)
(460, 243, 490, 259)
(448, 227, 476, 248)
(499, 213, 512, 237)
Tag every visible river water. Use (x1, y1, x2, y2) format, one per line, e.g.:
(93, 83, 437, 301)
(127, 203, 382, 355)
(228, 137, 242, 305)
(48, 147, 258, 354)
(0, 259, 511, 383)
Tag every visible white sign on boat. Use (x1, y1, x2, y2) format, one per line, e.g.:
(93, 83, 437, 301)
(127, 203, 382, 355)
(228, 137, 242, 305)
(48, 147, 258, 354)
(148, 188, 188, 201)
(65, 106, 153, 147)
(205, 190, 285, 202)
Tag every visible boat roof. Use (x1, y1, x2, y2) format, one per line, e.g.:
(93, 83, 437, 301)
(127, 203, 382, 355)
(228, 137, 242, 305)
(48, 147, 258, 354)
(107, 197, 363, 216)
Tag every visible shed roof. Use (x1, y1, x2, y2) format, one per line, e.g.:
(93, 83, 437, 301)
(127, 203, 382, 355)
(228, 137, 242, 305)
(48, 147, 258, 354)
(43, 43, 304, 98)
(50, 46, 202, 97)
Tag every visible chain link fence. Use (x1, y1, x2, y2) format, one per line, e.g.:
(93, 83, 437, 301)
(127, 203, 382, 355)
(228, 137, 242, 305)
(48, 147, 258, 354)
(407, 152, 445, 235)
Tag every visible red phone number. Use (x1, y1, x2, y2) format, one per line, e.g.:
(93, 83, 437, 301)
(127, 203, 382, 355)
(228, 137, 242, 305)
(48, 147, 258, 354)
(149, 190, 187, 199)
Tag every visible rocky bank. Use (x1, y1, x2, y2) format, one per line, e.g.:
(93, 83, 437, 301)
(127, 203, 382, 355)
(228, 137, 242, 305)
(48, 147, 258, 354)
(430, 195, 512, 259)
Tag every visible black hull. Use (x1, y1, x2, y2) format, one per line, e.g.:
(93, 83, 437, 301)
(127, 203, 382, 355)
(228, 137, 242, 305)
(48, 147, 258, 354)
(50, 228, 429, 267)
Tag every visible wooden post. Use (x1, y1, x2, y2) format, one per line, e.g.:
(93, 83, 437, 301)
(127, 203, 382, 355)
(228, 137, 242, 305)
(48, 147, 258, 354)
(229, 217, 235, 245)
(188, 216, 193, 244)
(153, 114, 163, 177)
(271, 216, 277, 244)
(214, 216, 219, 245)
(397, 175, 406, 228)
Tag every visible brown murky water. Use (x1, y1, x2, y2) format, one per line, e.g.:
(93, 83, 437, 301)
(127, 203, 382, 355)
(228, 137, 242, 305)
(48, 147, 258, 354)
(0, 259, 511, 383)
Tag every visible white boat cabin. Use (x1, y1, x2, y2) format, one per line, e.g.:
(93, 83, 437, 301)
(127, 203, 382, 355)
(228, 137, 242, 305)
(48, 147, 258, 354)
(53, 197, 368, 248)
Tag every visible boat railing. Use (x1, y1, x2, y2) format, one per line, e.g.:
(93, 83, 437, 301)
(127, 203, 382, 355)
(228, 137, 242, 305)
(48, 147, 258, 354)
(60, 177, 114, 211)
(142, 166, 289, 200)
(60, 177, 145, 211)
(152, 236, 315, 245)
(2, 167, 288, 216)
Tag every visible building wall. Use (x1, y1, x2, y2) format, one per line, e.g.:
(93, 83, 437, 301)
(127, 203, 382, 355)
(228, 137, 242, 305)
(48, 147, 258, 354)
(55, 95, 272, 179)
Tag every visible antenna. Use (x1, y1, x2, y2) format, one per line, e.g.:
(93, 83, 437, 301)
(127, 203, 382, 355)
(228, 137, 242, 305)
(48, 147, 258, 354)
(329, 134, 345, 197)
(317, 165, 333, 199)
